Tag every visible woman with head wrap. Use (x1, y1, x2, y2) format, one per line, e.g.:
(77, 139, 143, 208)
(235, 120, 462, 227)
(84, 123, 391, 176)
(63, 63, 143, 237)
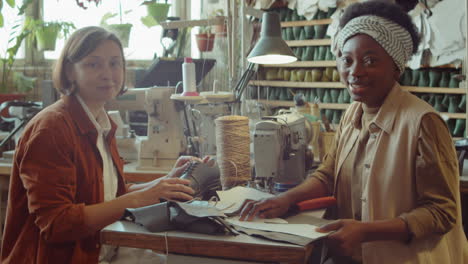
(239, 1, 468, 263)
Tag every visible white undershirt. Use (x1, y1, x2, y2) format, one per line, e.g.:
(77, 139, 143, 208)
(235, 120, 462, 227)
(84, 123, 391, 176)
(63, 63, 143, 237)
(76, 95, 118, 201)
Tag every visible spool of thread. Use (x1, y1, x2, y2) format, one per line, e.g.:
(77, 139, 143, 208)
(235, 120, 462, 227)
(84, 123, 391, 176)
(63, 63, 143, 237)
(215, 115, 251, 190)
(213, 79, 219, 93)
(182, 57, 199, 96)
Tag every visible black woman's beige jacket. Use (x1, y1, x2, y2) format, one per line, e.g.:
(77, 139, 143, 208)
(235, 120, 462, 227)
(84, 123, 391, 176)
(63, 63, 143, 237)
(313, 83, 468, 263)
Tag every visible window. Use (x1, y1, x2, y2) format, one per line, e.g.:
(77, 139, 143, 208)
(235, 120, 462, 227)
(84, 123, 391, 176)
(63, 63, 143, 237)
(191, 0, 201, 59)
(43, 1, 175, 60)
(0, 3, 26, 60)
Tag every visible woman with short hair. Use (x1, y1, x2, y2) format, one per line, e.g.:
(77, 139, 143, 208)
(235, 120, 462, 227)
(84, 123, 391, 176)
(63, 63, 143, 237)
(1, 26, 196, 264)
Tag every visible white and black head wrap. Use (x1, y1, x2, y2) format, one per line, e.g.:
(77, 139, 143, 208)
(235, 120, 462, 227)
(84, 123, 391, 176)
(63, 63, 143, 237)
(333, 15, 413, 75)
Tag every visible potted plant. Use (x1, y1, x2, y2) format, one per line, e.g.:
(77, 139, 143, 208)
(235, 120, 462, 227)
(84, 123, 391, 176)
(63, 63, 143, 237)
(211, 9, 227, 36)
(195, 26, 215, 52)
(25, 18, 75, 51)
(100, 1, 132, 48)
(0, 0, 36, 118)
(141, 0, 171, 28)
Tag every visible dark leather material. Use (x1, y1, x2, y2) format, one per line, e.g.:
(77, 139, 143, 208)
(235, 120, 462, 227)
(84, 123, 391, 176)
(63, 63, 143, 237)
(124, 201, 236, 235)
(180, 162, 222, 200)
(124, 202, 172, 232)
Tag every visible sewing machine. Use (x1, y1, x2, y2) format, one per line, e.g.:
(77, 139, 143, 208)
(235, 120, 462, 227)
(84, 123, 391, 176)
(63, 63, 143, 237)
(106, 87, 186, 171)
(184, 103, 231, 157)
(0, 101, 42, 150)
(253, 110, 312, 193)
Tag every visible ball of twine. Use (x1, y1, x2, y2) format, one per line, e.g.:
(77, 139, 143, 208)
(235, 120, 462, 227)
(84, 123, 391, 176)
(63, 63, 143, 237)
(215, 115, 251, 190)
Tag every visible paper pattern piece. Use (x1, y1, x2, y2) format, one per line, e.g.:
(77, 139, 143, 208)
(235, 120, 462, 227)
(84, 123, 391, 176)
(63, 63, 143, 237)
(216, 186, 274, 214)
(226, 217, 330, 240)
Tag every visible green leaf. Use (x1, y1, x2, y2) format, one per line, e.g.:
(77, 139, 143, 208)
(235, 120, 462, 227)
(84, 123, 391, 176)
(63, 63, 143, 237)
(100, 12, 118, 26)
(6, 0, 14, 8)
(141, 15, 158, 28)
(11, 23, 20, 30)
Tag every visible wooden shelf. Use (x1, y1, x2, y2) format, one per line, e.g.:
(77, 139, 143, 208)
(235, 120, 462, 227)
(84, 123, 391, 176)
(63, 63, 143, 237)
(417, 64, 461, 69)
(252, 100, 466, 119)
(440, 113, 466, 119)
(286, 39, 332, 47)
(160, 17, 225, 29)
(281, 19, 332, 28)
(403, 86, 466, 94)
(260, 61, 457, 70)
(261, 61, 337, 68)
(252, 100, 349, 109)
(259, 17, 466, 128)
(261, 62, 460, 72)
(250, 80, 345, 88)
(249, 80, 467, 94)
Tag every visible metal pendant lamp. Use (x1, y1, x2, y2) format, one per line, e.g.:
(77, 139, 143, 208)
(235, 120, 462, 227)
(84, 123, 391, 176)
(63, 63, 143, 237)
(247, 12, 297, 64)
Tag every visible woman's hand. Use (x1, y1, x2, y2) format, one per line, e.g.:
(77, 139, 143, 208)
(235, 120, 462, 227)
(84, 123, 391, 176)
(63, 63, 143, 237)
(201, 155, 216, 166)
(166, 156, 201, 178)
(166, 155, 215, 178)
(239, 195, 293, 221)
(133, 177, 195, 207)
(316, 219, 368, 257)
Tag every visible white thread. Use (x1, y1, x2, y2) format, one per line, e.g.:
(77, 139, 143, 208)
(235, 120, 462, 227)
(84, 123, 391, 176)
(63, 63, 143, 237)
(164, 231, 169, 264)
(208, 195, 219, 206)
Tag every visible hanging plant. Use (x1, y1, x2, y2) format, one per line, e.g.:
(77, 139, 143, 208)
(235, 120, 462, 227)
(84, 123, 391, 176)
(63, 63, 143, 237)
(141, 0, 171, 28)
(195, 26, 215, 52)
(25, 18, 76, 51)
(100, 1, 133, 48)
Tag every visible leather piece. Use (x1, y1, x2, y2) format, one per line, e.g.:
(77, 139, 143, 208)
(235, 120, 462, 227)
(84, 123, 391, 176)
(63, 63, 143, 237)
(180, 162, 222, 200)
(124, 201, 236, 235)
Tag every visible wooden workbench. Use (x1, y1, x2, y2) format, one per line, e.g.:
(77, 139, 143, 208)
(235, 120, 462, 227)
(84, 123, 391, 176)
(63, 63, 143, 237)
(0, 162, 11, 177)
(101, 217, 316, 264)
(121, 162, 168, 182)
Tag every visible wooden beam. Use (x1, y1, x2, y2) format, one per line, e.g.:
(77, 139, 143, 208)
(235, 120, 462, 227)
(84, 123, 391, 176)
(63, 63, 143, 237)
(285, 39, 332, 47)
(281, 19, 332, 28)
(261, 61, 337, 68)
(160, 17, 225, 29)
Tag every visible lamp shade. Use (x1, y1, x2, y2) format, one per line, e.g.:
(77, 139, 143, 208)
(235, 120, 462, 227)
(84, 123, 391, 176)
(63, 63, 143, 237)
(247, 12, 297, 64)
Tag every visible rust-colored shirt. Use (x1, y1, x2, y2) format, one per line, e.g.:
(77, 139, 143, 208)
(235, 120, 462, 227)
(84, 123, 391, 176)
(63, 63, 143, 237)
(1, 95, 127, 264)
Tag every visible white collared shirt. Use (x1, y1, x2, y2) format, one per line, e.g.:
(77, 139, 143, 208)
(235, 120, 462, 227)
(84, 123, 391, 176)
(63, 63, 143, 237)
(76, 95, 118, 202)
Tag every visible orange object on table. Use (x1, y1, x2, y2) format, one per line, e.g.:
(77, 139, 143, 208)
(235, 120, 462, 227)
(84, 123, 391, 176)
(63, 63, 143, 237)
(296, 196, 337, 211)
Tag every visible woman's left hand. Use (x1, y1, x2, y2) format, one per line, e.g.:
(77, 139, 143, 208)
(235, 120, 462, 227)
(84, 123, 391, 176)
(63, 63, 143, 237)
(166, 155, 212, 178)
(166, 156, 199, 178)
(316, 219, 368, 257)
